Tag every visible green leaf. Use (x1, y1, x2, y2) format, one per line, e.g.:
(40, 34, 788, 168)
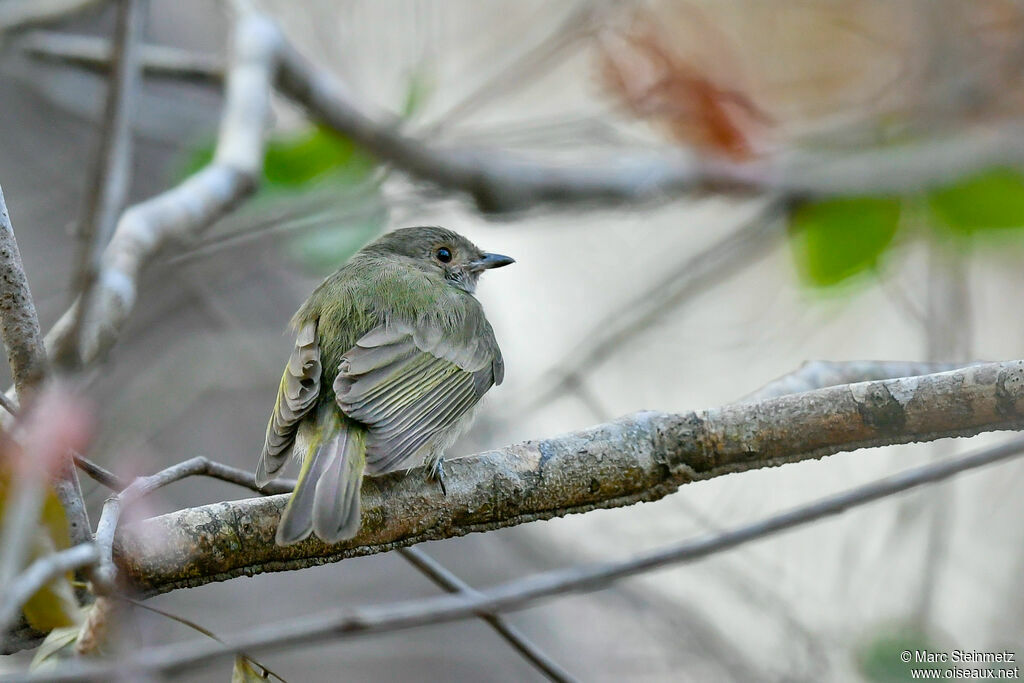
(788, 197, 901, 287)
(401, 69, 434, 119)
(263, 126, 374, 188)
(928, 167, 1024, 234)
(177, 126, 376, 191)
(856, 626, 948, 683)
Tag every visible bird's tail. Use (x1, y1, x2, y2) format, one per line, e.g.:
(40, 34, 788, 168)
(276, 407, 366, 546)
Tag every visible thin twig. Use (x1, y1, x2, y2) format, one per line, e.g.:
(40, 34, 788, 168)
(117, 596, 287, 682)
(71, 453, 126, 490)
(42, 12, 278, 370)
(91, 456, 295, 591)
(56, 0, 144, 371)
(0, 392, 19, 417)
(0, 544, 97, 635)
(74, 452, 294, 496)
(520, 197, 787, 417)
(0, 0, 106, 34)
(398, 547, 577, 683)
(738, 360, 983, 403)
(19, 30, 222, 85)
(30, 435, 1024, 681)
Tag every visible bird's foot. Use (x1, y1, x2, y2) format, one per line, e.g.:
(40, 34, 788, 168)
(427, 458, 447, 496)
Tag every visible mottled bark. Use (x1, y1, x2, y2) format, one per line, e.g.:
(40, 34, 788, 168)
(0, 187, 48, 401)
(116, 360, 1024, 596)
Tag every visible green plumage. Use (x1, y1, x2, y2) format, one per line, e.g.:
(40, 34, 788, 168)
(257, 227, 511, 545)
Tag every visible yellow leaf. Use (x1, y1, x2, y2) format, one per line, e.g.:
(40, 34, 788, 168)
(232, 655, 271, 682)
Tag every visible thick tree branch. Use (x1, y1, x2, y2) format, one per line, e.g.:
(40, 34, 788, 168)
(0, 186, 48, 401)
(33, 434, 1024, 681)
(112, 360, 1024, 596)
(0, 188, 91, 549)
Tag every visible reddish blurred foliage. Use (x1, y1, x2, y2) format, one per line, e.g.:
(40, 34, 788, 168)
(596, 10, 773, 160)
(16, 388, 94, 476)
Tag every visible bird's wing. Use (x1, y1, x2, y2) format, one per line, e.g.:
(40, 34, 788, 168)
(256, 320, 322, 486)
(334, 315, 502, 474)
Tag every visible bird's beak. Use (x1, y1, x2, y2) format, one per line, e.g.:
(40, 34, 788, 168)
(469, 252, 515, 272)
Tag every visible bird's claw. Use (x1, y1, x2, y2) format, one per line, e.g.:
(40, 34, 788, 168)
(428, 458, 447, 496)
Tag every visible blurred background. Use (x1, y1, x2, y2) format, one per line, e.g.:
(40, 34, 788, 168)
(1, 0, 1023, 680)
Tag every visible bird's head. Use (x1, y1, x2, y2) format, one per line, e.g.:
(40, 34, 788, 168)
(367, 226, 514, 293)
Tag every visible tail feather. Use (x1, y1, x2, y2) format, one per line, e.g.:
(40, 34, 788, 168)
(276, 415, 366, 546)
(313, 428, 366, 543)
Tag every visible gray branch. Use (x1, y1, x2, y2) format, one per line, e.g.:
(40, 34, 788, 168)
(43, 12, 277, 369)
(23, 27, 1024, 215)
(0, 186, 48, 402)
(0, 0, 106, 35)
(31, 433, 1024, 681)
(92, 456, 294, 592)
(398, 547, 577, 683)
(18, 30, 222, 85)
(111, 360, 1024, 597)
(739, 360, 985, 402)
(0, 188, 91, 548)
(55, 0, 144, 370)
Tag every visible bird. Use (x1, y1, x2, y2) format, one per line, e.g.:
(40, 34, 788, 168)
(256, 226, 514, 545)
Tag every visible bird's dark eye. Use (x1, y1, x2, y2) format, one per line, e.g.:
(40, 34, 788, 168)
(436, 247, 452, 263)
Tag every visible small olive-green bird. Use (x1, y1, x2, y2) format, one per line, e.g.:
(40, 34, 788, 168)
(256, 226, 513, 545)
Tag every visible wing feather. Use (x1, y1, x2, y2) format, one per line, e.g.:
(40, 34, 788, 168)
(333, 316, 501, 475)
(256, 321, 321, 487)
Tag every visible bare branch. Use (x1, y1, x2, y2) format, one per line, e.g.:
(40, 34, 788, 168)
(71, 453, 125, 490)
(398, 547, 577, 683)
(0, 544, 97, 635)
(72, 452, 294, 496)
(0, 0, 106, 35)
(108, 360, 1024, 596)
(739, 360, 984, 402)
(19, 30, 222, 85)
(32, 434, 1024, 681)
(0, 186, 48, 402)
(56, 0, 144, 371)
(92, 456, 293, 592)
(520, 197, 786, 416)
(22, 23, 1024, 217)
(43, 13, 277, 369)
(0, 189, 91, 548)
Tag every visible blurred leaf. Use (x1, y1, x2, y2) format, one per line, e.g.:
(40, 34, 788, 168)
(232, 655, 271, 682)
(20, 539, 80, 631)
(0, 465, 79, 632)
(29, 623, 80, 671)
(178, 126, 376, 191)
(856, 626, 947, 682)
(928, 167, 1024, 234)
(401, 69, 434, 118)
(788, 197, 901, 287)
